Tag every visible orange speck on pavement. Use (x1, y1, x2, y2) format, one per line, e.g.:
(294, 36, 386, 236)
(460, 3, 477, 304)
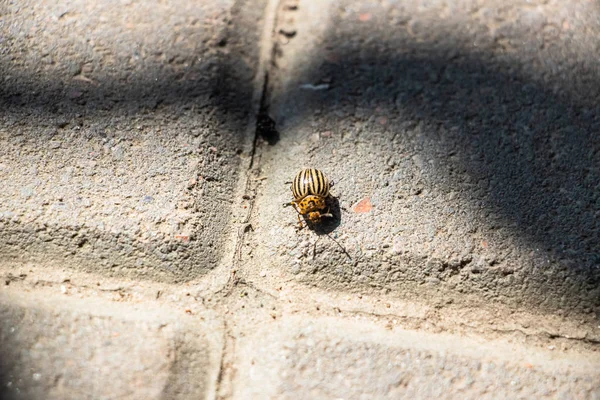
(175, 234, 190, 243)
(353, 197, 372, 213)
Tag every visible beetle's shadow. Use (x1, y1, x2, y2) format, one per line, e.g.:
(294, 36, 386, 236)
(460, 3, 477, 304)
(306, 196, 341, 235)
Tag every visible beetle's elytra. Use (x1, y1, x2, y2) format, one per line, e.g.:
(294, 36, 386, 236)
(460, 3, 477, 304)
(288, 168, 333, 225)
(292, 168, 331, 200)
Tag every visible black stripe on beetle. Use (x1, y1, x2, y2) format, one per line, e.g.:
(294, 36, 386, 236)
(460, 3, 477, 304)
(290, 168, 331, 201)
(311, 168, 326, 196)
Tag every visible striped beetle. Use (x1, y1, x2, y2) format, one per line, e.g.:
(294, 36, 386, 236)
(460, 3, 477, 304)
(286, 168, 334, 226)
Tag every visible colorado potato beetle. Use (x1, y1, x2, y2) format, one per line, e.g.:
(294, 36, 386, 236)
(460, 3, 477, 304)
(287, 168, 334, 226)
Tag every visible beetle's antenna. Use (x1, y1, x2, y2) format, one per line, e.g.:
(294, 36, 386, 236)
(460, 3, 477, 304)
(323, 233, 352, 261)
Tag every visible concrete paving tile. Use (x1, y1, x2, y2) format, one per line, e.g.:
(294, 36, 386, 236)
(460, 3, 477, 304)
(0, 289, 223, 400)
(235, 316, 600, 400)
(0, 0, 266, 281)
(251, 0, 600, 316)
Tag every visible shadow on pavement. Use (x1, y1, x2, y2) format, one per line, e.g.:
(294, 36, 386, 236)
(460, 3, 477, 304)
(310, 195, 342, 235)
(0, 53, 254, 134)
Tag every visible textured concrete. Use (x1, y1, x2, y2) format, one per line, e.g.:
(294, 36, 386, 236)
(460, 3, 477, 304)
(251, 0, 600, 316)
(0, 0, 265, 281)
(0, 288, 223, 400)
(235, 317, 600, 399)
(0, 0, 599, 398)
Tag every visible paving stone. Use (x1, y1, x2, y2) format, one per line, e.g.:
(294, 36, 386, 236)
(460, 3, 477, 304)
(235, 316, 600, 400)
(0, 0, 266, 281)
(251, 0, 600, 316)
(0, 289, 223, 400)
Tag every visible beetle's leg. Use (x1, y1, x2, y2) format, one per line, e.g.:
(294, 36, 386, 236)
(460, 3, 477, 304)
(295, 211, 306, 230)
(289, 202, 305, 229)
(330, 180, 335, 187)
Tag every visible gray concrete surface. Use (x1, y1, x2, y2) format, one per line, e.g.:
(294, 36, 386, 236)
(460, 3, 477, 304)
(0, 288, 223, 400)
(252, 0, 600, 317)
(0, 0, 265, 281)
(0, 0, 599, 398)
(236, 317, 599, 399)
